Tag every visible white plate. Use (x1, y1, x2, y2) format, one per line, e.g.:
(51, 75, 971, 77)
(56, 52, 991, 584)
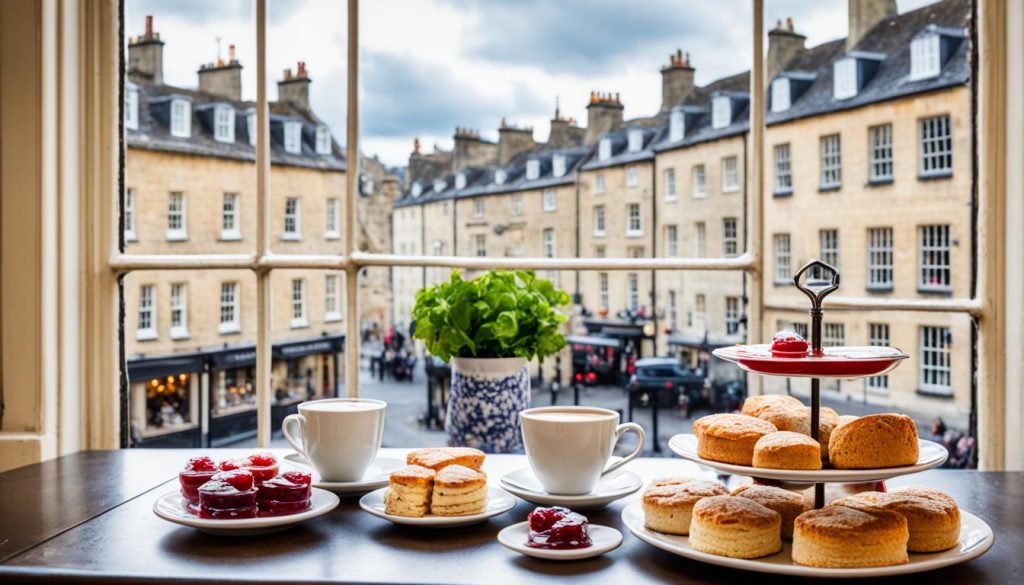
(499, 467, 643, 510)
(497, 521, 623, 561)
(359, 486, 516, 527)
(283, 453, 404, 495)
(152, 487, 339, 536)
(668, 434, 948, 483)
(622, 502, 994, 577)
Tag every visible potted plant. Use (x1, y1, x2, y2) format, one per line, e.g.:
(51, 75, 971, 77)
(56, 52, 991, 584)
(412, 270, 570, 452)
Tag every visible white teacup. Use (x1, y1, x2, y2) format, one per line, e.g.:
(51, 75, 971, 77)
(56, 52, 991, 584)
(282, 398, 386, 482)
(520, 406, 645, 495)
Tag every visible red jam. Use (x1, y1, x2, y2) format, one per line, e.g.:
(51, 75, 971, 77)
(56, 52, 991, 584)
(178, 456, 218, 507)
(526, 506, 593, 549)
(770, 330, 810, 358)
(198, 470, 258, 519)
(219, 453, 279, 483)
(257, 471, 312, 517)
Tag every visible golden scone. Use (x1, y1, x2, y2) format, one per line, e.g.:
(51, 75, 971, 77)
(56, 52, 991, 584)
(689, 496, 782, 559)
(741, 394, 804, 417)
(792, 505, 909, 568)
(831, 487, 960, 552)
(828, 413, 919, 469)
(693, 413, 777, 466)
(753, 404, 840, 459)
(732, 484, 811, 539)
(384, 465, 435, 517)
(430, 464, 487, 516)
(641, 478, 729, 535)
(752, 431, 822, 470)
(406, 447, 486, 471)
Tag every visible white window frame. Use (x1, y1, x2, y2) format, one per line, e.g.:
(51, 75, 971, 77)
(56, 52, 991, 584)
(455, 173, 467, 190)
(820, 228, 840, 270)
(170, 98, 191, 138)
(542, 189, 557, 212)
(125, 82, 139, 131)
(628, 129, 644, 152)
(512, 194, 523, 216)
(325, 274, 341, 322)
(627, 273, 639, 310)
(694, 294, 707, 329)
(711, 95, 732, 128)
(669, 108, 685, 141)
(247, 110, 256, 146)
(833, 57, 858, 100)
(774, 143, 792, 194)
(820, 134, 842, 189)
(919, 224, 952, 292)
(867, 227, 894, 290)
(598, 272, 609, 310)
(664, 168, 677, 201)
(598, 137, 612, 161)
(474, 199, 485, 218)
(770, 77, 790, 112)
(869, 124, 894, 182)
(595, 174, 606, 193)
(124, 188, 137, 241)
(543, 229, 556, 258)
(692, 164, 706, 198)
(867, 323, 891, 392)
(494, 169, 507, 185)
(284, 121, 303, 154)
(626, 165, 638, 188)
(214, 105, 235, 143)
(910, 34, 941, 81)
(626, 203, 643, 237)
(526, 159, 540, 180)
(722, 156, 739, 193)
(221, 192, 241, 241)
(665, 225, 678, 257)
(290, 278, 308, 328)
(725, 296, 741, 335)
(773, 233, 791, 284)
(920, 325, 953, 395)
(552, 154, 567, 177)
(166, 191, 187, 241)
(283, 197, 302, 240)
(593, 205, 606, 237)
(315, 125, 332, 154)
(474, 234, 486, 257)
(136, 284, 157, 341)
(723, 217, 738, 257)
(919, 114, 953, 177)
(218, 282, 240, 335)
(325, 197, 340, 239)
(668, 290, 678, 329)
(823, 322, 846, 347)
(169, 283, 189, 340)
(695, 221, 707, 258)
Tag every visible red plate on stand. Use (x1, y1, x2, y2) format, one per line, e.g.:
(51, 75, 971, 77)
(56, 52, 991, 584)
(712, 345, 908, 378)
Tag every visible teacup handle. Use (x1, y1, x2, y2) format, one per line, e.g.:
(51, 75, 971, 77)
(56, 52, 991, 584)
(282, 413, 307, 460)
(601, 422, 645, 479)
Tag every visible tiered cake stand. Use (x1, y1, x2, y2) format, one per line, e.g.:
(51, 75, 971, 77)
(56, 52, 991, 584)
(622, 261, 994, 577)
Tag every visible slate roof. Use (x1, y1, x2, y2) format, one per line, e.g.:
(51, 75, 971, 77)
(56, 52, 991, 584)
(127, 81, 346, 172)
(654, 71, 751, 153)
(581, 124, 666, 171)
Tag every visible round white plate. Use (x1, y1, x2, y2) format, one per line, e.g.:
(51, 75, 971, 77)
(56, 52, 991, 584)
(359, 486, 516, 527)
(283, 453, 405, 495)
(668, 434, 948, 483)
(152, 487, 340, 536)
(497, 521, 623, 561)
(621, 502, 994, 577)
(499, 467, 643, 510)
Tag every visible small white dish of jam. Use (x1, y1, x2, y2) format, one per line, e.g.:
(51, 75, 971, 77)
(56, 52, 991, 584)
(497, 506, 623, 561)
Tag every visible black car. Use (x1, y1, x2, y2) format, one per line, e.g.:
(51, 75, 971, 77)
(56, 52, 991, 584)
(627, 358, 704, 415)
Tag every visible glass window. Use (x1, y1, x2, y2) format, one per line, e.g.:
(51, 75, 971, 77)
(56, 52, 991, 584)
(627, 273, 639, 310)
(919, 224, 952, 292)
(284, 121, 303, 154)
(170, 98, 191, 138)
(595, 245, 606, 258)
(774, 233, 791, 283)
(920, 115, 953, 176)
(432, 240, 444, 256)
(692, 164, 706, 197)
(626, 165, 639, 187)
(474, 199, 485, 218)
(668, 290, 678, 329)
(920, 326, 952, 395)
(820, 228, 840, 270)
(512, 194, 523, 216)
(628, 129, 644, 152)
(725, 296, 740, 335)
(166, 191, 186, 241)
(695, 221, 707, 258)
(124, 188, 137, 241)
(867, 227, 894, 290)
(869, 124, 894, 181)
(474, 234, 486, 257)
(722, 156, 739, 192)
(669, 108, 684, 141)
(543, 189, 557, 211)
(867, 323, 890, 392)
(290, 278, 307, 328)
(665, 225, 678, 257)
(599, 272, 609, 309)
(455, 173, 466, 190)
(723, 217, 738, 257)
(626, 203, 642, 236)
(774, 143, 792, 193)
(325, 197, 340, 238)
(770, 77, 790, 112)
(214, 105, 235, 143)
(283, 197, 301, 239)
(823, 323, 846, 347)
(833, 57, 858, 100)
(221, 193, 240, 240)
(695, 294, 707, 328)
(315, 126, 332, 154)
(711, 95, 731, 128)
(598, 138, 612, 161)
(665, 168, 677, 201)
(325, 274, 341, 321)
(125, 83, 139, 130)
(820, 134, 842, 188)
(909, 34, 941, 81)
(526, 159, 540, 180)
(543, 229, 556, 258)
(136, 284, 156, 340)
(218, 282, 240, 334)
(169, 283, 189, 340)
(595, 174, 606, 193)
(593, 205, 606, 236)
(494, 169, 507, 185)
(246, 111, 256, 147)
(552, 154, 566, 177)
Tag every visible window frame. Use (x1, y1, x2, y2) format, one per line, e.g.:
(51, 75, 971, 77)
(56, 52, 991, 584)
(136, 284, 157, 341)
(919, 114, 953, 178)
(819, 133, 842, 189)
(593, 205, 606, 237)
(165, 191, 187, 241)
(214, 105, 235, 143)
(542, 189, 557, 212)
(325, 197, 340, 239)
(774, 143, 792, 195)
(124, 188, 137, 241)
(919, 325, 953, 396)
(773, 233, 791, 284)
(221, 192, 241, 241)
(283, 197, 302, 240)
(692, 164, 707, 198)
(218, 282, 241, 335)
(722, 156, 739, 193)
(169, 282, 189, 340)
(290, 278, 308, 329)
(869, 124, 894, 183)
(867, 227, 894, 291)
(325, 274, 342, 322)
(284, 121, 303, 154)
(626, 203, 643, 237)
(664, 168, 677, 201)
(918, 224, 952, 293)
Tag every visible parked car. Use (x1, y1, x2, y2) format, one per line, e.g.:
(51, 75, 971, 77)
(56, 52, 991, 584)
(627, 358, 704, 415)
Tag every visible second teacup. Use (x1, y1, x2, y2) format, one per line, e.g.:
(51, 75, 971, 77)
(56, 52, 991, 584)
(282, 398, 386, 482)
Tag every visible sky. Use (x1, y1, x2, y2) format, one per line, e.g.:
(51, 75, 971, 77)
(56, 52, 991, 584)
(127, 0, 941, 168)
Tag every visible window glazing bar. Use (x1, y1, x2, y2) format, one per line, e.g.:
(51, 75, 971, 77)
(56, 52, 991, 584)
(344, 0, 360, 398)
(255, 0, 273, 447)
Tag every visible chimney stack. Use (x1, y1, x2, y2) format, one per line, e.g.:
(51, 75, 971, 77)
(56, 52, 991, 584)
(452, 127, 498, 172)
(497, 119, 536, 165)
(198, 42, 243, 100)
(584, 91, 624, 145)
(127, 14, 165, 84)
(659, 49, 695, 114)
(847, 0, 897, 51)
(278, 61, 312, 110)
(766, 17, 807, 80)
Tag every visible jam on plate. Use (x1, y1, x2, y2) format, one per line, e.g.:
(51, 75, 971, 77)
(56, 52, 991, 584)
(526, 506, 593, 549)
(770, 330, 810, 358)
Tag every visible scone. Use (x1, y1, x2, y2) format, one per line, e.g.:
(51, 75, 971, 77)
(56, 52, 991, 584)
(753, 404, 840, 459)
(741, 394, 804, 417)
(752, 431, 822, 470)
(430, 464, 487, 516)
(693, 413, 777, 466)
(830, 487, 960, 552)
(731, 484, 810, 539)
(406, 447, 486, 471)
(828, 413, 919, 469)
(641, 477, 730, 535)
(384, 465, 435, 517)
(792, 505, 909, 568)
(689, 496, 782, 559)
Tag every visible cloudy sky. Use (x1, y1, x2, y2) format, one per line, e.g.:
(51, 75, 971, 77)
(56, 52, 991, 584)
(127, 0, 940, 167)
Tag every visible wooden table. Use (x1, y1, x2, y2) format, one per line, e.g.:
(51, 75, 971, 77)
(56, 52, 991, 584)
(0, 449, 1021, 584)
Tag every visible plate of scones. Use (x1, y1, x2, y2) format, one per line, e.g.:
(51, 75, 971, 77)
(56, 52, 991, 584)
(669, 396, 948, 482)
(622, 477, 994, 577)
(360, 447, 517, 527)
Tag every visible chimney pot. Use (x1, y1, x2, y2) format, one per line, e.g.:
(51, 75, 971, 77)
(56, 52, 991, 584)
(229, 44, 236, 63)
(146, 15, 153, 37)
(128, 15, 165, 83)
(786, 17, 794, 31)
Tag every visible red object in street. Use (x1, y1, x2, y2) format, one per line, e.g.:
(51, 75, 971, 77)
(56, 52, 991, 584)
(713, 344, 908, 378)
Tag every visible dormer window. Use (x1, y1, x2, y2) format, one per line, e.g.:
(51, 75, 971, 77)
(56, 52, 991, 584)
(669, 108, 684, 141)
(455, 173, 467, 190)
(598, 137, 612, 161)
(711, 96, 732, 129)
(552, 154, 566, 178)
(833, 58, 858, 100)
(284, 121, 302, 154)
(433, 179, 447, 193)
(315, 126, 332, 154)
(170, 98, 191, 138)
(494, 169, 507, 185)
(125, 83, 139, 131)
(246, 111, 257, 146)
(771, 78, 791, 113)
(526, 159, 540, 180)
(214, 105, 235, 143)
(627, 129, 644, 152)
(411, 182, 422, 197)
(910, 34, 941, 81)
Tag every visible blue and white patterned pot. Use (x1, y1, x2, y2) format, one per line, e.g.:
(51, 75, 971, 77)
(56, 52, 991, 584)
(446, 357, 530, 453)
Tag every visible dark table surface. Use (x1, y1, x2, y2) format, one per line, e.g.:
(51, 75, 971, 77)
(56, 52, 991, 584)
(0, 449, 1021, 584)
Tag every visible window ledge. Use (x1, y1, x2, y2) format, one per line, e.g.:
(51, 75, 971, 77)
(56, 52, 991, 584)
(919, 171, 953, 181)
(165, 230, 188, 242)
(916, 387, 954, 399)
(866, 284, 894, 293)
(281, 233, 303, 241)
(291, 318, 310, 329)
(593, 232, 607, 238)
(124, 232, 138, 243)
(135, 329, 158, 341)
(543, 207, 557, 213)
(218, 323, 241, 335)
(170, 327, 191, 341)
(722, 187, 740, 194)
(773, 189, 793, 198)
(325, 313, 342, 323)
(818, 184, 841, 193)
(664, 196, 678, 203)
(917, 287, 954, 296)
(625, 232, 645, 238)
(324, 231, 340, 240)
(692, 193, 707, 199)
(773, 279, 792, 286)
(219, 231, 242, 242)
(866, 177, 894, 187)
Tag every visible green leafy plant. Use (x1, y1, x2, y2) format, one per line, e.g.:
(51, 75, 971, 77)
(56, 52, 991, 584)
(411, 270, 571, 362)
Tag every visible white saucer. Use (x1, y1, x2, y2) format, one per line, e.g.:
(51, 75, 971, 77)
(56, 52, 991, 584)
(621, 501, 994, 577)
(668, 434, 948, 483)
(497, 521, 623, 561)
(499, 467, 643, 509)
(283, 453, 404, 495)
(359, 486, 516, 527)
(152, 487, 339, 536)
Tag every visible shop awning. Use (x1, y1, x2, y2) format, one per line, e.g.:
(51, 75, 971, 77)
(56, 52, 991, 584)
(126, 354, 205, 381)
(666, 331, 741, 349)
(566, 335, 621, 348)
(273, 335, 345, 359)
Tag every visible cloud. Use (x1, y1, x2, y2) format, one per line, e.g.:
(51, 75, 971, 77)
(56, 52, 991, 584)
(127, 0, 302, 26)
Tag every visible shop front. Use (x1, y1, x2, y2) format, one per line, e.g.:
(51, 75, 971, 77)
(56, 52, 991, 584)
(127, 354, 205, 448)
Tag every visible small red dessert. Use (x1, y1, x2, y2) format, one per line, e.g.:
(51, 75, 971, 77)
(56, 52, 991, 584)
(770, 330, 810, 358)
(179, 456, 218, 510)
(258, 470, 313, 516)
(198, 469, 258, 519)
(526, 506, 593, 549)
(219, 453, 279, 483)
